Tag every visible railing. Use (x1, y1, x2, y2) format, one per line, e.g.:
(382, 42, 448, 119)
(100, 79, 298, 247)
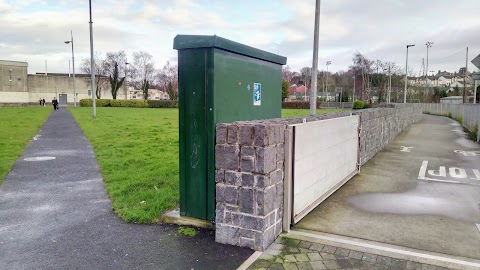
(422, 103, 480, 136)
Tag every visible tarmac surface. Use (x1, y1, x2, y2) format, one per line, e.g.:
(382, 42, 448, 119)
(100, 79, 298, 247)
(0, 108, 252, 270)
(295, 114, 480, 261)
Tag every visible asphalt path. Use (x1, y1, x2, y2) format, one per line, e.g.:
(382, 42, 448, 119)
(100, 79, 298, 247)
(0, 108, 252, 270)
(296, 114, 480, 260)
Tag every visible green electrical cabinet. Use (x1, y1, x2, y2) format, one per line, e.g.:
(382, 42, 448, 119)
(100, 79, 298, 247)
(174, 35, 287, 221)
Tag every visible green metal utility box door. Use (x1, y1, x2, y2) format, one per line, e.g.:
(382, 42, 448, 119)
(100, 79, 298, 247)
(174, 35, 287, 221)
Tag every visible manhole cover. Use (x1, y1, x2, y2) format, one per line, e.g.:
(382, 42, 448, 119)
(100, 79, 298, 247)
(24, 156, 56, 161)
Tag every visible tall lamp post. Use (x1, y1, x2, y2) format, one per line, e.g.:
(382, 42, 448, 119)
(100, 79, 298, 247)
(425, 41, 433, 96)
(89, 0, 96, 118)
(404, 44, 415, 103)
(326, 61, 331, 105)
(309, 0, 321, 115)
(64, 31, 76, 107)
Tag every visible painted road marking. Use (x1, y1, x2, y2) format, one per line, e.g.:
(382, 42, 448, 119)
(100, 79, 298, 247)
(400, 146, 414, 152)
(454, 150, 480, 156)
(477, 224, 480, 233)
(418, 160, 480, 186)
(24, 156, 56, 161)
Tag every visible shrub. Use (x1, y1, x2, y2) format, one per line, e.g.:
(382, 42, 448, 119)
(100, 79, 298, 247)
(79, 99, 177, 109)
(110, 99, 148, 108)
(468, 124, 478, 141)
(353, 100, 366, 110)
(79, 99, 110, 107)
(80, 99, 92, 107)
(282, 101, 309, 109)
(447, 112, 452, 118)
(147, 100, 178, 108)
(96, 99, 111, 107)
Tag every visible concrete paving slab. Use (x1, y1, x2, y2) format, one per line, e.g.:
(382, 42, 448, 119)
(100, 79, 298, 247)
(0, 108, 252, 270)
(295, 114, 480, 260)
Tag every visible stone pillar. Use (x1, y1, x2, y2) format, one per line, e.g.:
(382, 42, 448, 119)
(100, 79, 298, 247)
(215, 123, 285, 251)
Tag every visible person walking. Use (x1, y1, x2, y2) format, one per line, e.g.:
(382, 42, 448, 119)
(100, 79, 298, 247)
(39, 98, 42, 106)
(42, 99, 46, 107)
(52, 97, 59, 110)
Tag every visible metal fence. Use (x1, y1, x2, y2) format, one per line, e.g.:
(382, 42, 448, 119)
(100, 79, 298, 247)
(422, 103, 480, 138)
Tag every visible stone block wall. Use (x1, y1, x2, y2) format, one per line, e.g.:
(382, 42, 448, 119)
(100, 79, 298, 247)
(355, 104, 423, 165)
(214, 122, 286, 251)
(215, 104, 423, 251)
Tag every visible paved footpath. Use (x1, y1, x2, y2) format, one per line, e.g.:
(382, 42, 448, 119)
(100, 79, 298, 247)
(0, 108, 252, 270)
(246, 114, 480, 270)
(247, 236, 454, 270)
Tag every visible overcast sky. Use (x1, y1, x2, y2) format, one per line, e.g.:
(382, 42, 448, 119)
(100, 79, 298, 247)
(1, 0, 479, 75)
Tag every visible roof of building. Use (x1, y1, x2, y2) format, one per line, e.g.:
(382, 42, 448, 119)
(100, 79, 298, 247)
(0, 59, 28, 67)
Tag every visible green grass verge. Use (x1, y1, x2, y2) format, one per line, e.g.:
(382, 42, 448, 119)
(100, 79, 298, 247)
(69, 107, 179, 223)
(69, 107, 349, 223)
(0, 107, 51, 184)
(282, 108, 350, 118)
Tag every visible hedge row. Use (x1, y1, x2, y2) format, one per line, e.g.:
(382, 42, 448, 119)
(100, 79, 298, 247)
(282, 101, 310, 109)
(79, 99, 178, 108)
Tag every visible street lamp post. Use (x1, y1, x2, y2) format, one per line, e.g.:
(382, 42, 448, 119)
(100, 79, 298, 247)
(404, 44, 415, 103)
(425, 41, 434, 97)
(309, 0, 321, 115)
(326, 61, 331, 106)
(64, 31, 76, 107)
(89, 0, 96, 118)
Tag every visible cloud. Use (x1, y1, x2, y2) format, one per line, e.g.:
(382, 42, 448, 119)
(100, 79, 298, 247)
(0, 0, 479, 75)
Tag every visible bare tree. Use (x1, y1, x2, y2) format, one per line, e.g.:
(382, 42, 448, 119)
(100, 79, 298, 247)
(105, 51, 127, 76)
(282, 65, 294, 82)
(80, 52, 109, 99)
(300, 67, 311, 88)
(156, 61, 178, 100)
(350, 52, 374, 101)
(131, 51, 155, 98)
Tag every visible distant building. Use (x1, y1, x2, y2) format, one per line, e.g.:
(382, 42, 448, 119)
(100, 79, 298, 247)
(129, 89, 170, 100)
(0, 60, 28, 102)
(0, 59, 128, 104)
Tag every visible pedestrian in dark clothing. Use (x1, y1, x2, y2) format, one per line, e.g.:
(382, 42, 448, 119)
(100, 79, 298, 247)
(52, 97, 59, 110)
(42, 99, 46, 107)
(39, 99, 42, 106)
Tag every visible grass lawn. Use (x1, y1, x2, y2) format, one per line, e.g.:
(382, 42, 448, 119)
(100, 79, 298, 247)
(0, 107, 51, 184)
(69, 107, 179, 223)
(70, 107, 350, 223)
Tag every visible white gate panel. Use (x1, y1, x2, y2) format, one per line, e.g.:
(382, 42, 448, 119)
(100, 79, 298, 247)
(292, 115, 359, 223)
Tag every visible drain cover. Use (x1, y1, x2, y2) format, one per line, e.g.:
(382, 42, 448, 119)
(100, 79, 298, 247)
(24, 156, 56, 161)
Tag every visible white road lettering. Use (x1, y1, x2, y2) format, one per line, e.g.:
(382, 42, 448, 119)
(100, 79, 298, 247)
(417, 160, 480, 185)
(472, 169, 480, 181)
(400, 146, 414, 152)
(449, 167, 467, 178)
(428, 166, 446, 177)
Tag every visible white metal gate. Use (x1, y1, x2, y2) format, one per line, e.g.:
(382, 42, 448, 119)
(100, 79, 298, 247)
(284, 115, 360, 225)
